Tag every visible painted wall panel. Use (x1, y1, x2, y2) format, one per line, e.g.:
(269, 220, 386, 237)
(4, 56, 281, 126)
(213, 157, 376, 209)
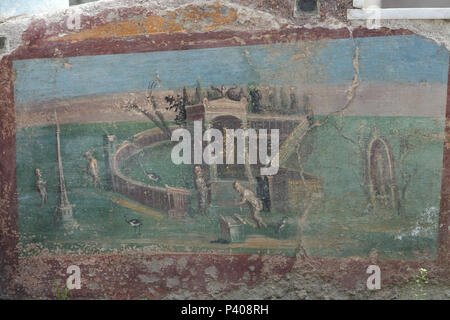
(13, 34, 449, 262)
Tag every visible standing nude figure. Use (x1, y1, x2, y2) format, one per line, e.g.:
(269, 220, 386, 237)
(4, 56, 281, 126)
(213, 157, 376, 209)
(194, 166, 209, 215)
(233, 181, 266, 228)
(84, 151, 102, 188)
(35, 168, 47, 206)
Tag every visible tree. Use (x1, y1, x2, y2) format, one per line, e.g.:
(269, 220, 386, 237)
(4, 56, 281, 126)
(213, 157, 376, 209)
(165, 87, 188, 125)
(268, 87, 277, 110)
(119, 74, 172, 139)
(207, 88, 221, 100)
(331, 118, 371, 206)
(291, 46, 360, 264)
(280, 87, 289, 113)
(303, 95, 314, 125)
(290, 90, 299, 113)
(183, 86, 191, 106)
(397, 137, 416, 215)
(391, 126, 437, 215)
(248, 84, 262, 114)
(195, 78, 203, 104)
(332, 120, 424, 216)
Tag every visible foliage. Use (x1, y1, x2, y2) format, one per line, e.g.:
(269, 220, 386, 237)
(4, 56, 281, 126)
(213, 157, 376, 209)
(207, 88, 222, 100)
(195, 78, 203, 104)
(55, 280, 69, 300)
(268, 87, 277, 111)
(183, 86, 191, 105)
(280, 87, 289, 112)
(165, 88, 188, 125)
(414, 268, 429, 300)
(118, 75, 172, 139)
(290, 91, 299, 113)
(247, 84, 301, 115)
(247, 83, 262, 114)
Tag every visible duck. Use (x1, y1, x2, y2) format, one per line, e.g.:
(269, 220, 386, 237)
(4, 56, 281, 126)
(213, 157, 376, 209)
(145, 170, 161, 182)
(124, 215, 143, 234)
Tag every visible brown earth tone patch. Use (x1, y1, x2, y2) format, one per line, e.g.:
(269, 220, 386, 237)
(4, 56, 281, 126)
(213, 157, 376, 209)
(10, 253, 450, 299)
(0, 56, 18, 297)
(438, 61, 450, 266)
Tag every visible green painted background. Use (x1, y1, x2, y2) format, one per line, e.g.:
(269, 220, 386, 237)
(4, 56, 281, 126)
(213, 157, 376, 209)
(16, 115, 444, 259)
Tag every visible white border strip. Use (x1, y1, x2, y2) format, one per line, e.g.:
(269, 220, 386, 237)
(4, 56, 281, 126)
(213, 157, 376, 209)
(348, 8, 450, 20)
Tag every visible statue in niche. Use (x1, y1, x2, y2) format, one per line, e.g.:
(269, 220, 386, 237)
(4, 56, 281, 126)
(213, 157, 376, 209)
(194, 166, 210, 215)
(84, 151, 102, 188)
(35, 168, 48, 206)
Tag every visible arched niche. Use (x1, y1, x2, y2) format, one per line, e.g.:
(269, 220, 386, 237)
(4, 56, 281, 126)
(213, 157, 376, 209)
(367, 136, 399, 211)
(210, 115, 245, 179)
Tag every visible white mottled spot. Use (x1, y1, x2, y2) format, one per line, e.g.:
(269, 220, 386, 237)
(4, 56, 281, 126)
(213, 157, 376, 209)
(205, 266, 218, 280)
(138, 274, 159, 284)
(166, 277, 180, 288)
(176, 257, 188, 274)
(146, 258, 174, 274)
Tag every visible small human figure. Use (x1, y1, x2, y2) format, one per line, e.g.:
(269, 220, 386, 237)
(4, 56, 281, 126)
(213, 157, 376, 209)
(194, 166, 209, 215)
(35, 168, 47, 206)
(84, 151, 102, 188)
(233, 181, 266, 228)
(256, 176, 271, 212)
(276, 216, 288, 233)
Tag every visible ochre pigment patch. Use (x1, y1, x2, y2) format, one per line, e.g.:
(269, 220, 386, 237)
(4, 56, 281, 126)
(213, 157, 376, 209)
(46, 3, 238, 43)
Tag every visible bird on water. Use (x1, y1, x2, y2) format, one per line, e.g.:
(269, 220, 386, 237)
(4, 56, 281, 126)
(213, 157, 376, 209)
(124, 215, 143, 234)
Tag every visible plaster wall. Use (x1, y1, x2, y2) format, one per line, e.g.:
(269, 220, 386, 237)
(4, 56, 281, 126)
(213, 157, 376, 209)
(0, 0, 449, 299)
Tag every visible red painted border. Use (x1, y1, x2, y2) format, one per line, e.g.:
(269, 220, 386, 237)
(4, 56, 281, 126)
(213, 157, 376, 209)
(0, 22, 447, 297)
(438, 60, 450, 265)
(11, 27, 414, 61)
(0, 55, 18, 296)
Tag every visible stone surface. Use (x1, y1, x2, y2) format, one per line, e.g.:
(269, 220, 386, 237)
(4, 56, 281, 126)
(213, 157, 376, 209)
(0, 0, 449, 300)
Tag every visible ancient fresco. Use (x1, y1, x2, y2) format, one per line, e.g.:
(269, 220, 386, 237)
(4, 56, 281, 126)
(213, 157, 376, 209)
(14, 34, 449, 260)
